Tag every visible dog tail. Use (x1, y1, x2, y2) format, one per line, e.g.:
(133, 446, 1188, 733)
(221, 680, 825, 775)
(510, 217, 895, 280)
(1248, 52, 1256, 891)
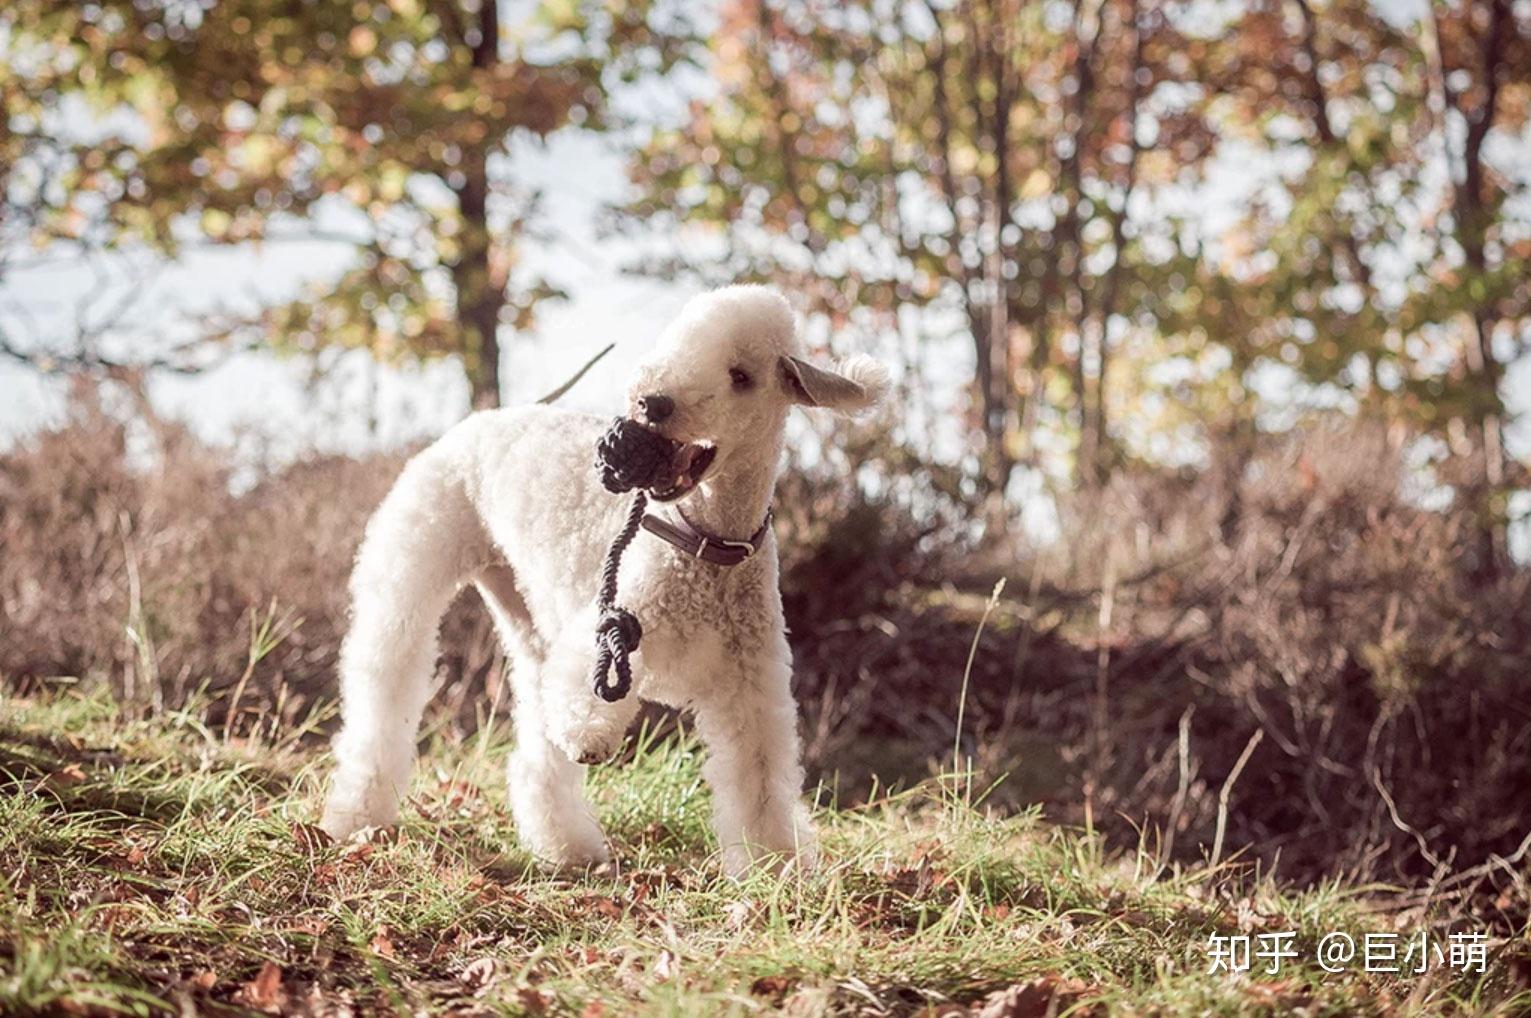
(323, 442, 487, 836)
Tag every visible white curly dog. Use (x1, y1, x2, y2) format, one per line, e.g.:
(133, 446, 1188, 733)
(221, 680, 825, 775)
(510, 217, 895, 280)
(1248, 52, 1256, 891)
(320, 286, 887, 874)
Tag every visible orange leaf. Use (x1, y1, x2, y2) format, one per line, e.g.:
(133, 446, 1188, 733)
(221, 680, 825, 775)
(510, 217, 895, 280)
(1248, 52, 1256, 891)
(517, 986, 552, 1014)
(370, 927, 396, 959)
(290, 822, 333, 853)
(45, 763, 88, 787)
(237, 961, 285, 1013)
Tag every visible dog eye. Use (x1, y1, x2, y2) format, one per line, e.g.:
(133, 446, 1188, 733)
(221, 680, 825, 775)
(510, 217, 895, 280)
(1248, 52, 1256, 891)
(729, 367, 753, 392)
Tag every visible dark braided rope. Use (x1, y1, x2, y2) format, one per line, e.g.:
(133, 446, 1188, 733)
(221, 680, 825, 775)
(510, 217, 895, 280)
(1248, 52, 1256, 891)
(591, 490, 648, 702)
(591, 416, 675, 703)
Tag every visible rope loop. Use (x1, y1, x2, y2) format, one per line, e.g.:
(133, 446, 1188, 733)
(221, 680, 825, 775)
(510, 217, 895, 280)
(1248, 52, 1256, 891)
(589, 485, 649, 702)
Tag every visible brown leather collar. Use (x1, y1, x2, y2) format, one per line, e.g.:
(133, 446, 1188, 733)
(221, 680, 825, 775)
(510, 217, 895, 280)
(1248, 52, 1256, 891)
(640, 509, 772, 566)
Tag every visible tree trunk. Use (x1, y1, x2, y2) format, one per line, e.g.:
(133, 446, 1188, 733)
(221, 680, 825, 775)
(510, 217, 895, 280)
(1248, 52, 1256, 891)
(1063, 0, 1097, 486)
(452, 0, 504, 411)
(926, 0, 1011, 499)
(1450, 0, 1510, 576)
(453, 152, 502, 410)
(1090, 0, 1145, 485)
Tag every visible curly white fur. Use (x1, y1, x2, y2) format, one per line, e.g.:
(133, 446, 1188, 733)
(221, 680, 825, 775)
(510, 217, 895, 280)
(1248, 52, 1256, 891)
(321, 285, 886, 875)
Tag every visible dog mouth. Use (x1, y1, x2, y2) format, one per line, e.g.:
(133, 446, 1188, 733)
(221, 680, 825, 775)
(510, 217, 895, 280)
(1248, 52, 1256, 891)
(648, 439, 717, 502)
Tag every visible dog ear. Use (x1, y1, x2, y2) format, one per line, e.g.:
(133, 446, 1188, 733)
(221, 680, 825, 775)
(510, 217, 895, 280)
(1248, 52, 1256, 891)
(778, 355, 890, 415)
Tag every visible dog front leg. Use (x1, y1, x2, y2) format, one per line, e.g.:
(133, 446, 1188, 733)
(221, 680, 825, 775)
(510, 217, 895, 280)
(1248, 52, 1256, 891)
(539, 612, 642, 766)
(695, 679, 817, 876)
(507, 663, 614, 867)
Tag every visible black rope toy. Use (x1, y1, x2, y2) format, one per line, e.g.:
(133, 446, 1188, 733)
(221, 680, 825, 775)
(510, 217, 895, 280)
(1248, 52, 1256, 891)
(590, 417, 676, 703)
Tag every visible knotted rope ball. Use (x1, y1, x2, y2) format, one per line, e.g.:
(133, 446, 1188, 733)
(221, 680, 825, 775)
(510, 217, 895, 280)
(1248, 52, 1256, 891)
(596, 416, 675, 495)
(590, 417, 674, 702)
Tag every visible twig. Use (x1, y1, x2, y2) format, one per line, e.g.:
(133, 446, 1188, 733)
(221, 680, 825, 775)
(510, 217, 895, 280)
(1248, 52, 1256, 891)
(952, 578, 1006, 792)
(1210, 729, 1263, 868)
(1433, 826, 1531, 893)
(1091, 547, 1118, 780)
(536, 342, 615, 405)
(118, 510, 157, 710)
(1159, 705, 1195, 872)
(1371, 762, 1446, 872)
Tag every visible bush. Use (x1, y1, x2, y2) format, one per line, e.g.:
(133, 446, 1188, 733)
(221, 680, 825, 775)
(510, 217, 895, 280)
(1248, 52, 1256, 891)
(0, 399, 501, 737)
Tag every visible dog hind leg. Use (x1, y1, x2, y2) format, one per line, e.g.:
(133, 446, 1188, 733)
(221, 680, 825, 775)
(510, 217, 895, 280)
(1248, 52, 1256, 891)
(321, 449, 486, 840)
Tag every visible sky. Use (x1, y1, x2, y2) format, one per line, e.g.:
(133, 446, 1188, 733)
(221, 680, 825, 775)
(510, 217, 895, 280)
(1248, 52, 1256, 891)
(0, 128, 700, 461)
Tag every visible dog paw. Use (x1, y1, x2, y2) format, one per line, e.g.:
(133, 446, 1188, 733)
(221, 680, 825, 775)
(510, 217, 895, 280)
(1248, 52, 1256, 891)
(720, 822, 818, 879)
(321, 782, 401, 841)
(521, 826, 611, 869)
(549, 720, 625, 766)
(320, 806, 392, 842)
(575, 745, 617, 766)
(548, 841, 612, 871)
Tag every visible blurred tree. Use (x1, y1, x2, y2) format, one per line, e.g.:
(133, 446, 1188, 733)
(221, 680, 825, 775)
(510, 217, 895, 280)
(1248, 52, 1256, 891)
(1156, 0, 1530, 573)
(621, 0, 1528, 527)
(0, 0, 689, 408)
(619, 0, 1221, 494)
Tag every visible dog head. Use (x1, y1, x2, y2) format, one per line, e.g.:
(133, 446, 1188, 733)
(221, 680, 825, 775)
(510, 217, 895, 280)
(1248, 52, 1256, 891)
(624, 285, 889, 502)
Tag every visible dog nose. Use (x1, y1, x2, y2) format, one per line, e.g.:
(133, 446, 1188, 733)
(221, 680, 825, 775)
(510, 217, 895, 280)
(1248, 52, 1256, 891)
(637, 394, 674, 424)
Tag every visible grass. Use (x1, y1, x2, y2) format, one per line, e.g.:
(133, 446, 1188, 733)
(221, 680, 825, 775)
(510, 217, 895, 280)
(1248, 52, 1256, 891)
(1, 688, 1526, 1016)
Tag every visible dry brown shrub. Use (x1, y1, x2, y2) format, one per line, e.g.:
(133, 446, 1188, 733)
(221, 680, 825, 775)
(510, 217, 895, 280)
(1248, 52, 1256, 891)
(777, 417, 1531, 916)
(0, 399, 500, 738)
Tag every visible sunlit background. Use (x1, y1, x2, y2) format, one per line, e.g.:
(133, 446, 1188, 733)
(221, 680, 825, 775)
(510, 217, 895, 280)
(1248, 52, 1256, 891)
(5, 0, 1531, 931)
(5, 0, 1527, 557)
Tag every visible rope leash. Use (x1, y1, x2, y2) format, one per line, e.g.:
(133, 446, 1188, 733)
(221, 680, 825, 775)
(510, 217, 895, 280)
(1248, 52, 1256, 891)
(590, 417, 672, 702)
(591, 490, 647, 702)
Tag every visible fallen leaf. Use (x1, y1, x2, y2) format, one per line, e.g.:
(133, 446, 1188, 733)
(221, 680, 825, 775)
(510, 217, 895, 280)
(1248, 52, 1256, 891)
(45, 763, 88, 787)
(750, 974, 795, 1002)
(580, 1003, 608, 1018)
(290, 822, 333, 853)
(340, 842, 375, 866)
(1247, 981, 1307, 1007)
(95, 904, 133, 931)
(370, 927, 396, 959)
(427, 926, 463, 964)
(460, 957, 497, 992)
(236, 961, 286, 1013)
(516, 986, 552, 1013)
(586, 895, 623, 921)
(976, 976, 1094, 1018)
(442, 779, 480, 807)
(724, 899, 755, 929)
(289, 916, 329, 937)
(188, 970, 217, 991)
(652, 949, 678, 981)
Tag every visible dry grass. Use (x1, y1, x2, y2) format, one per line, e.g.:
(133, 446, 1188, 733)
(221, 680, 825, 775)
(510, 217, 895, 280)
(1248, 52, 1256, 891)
(4, 686, 1528, 1016)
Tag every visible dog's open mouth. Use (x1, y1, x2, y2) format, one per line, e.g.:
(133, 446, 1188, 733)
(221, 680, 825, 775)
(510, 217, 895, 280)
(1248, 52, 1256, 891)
(649, 440, 717, 502)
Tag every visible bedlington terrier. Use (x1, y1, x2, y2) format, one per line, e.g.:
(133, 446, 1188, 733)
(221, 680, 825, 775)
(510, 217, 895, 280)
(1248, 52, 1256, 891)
(320, 285, 888, 874)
